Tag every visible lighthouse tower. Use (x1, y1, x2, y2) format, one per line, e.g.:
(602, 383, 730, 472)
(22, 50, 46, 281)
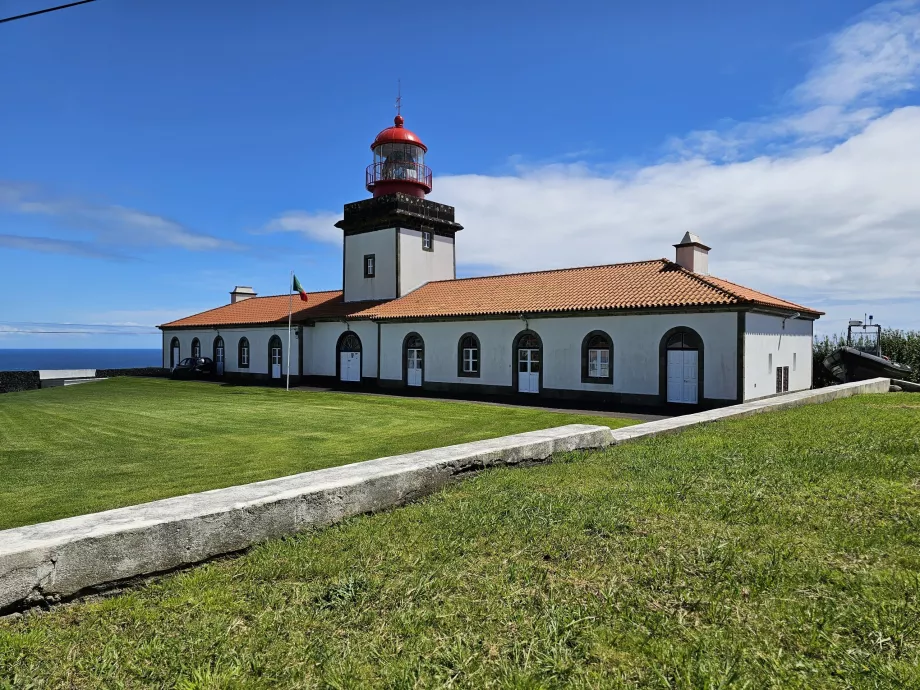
(336, 112, 463, 303)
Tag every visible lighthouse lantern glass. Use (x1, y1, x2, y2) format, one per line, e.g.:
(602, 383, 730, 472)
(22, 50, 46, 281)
(374, 143, 425, 182)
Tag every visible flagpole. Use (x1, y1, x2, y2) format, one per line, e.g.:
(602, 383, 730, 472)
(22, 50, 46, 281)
(286, 269, 293, 391)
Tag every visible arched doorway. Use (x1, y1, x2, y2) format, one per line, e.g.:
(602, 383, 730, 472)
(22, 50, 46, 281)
(213, 336, 225, 376)
(403, 333, 424, 387)
(170, 337, 180, 369)
(268, 335, 282, 379)
(514, 330, 542, 394)
(337, 332, 362, 383)
(660, 327, 703, 404)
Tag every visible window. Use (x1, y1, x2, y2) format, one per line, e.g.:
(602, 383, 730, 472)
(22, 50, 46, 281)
(776, 366, 789, 393)
(364, 254, 375, 278)
(239, 337, 250, 368)
(169, 337, 180, 368)
(191, 338, 201, 358)
(422, 231, 433, 251)
(582, 331, 613, 383)
(768, 353, 773, 373)
(458, 333, 480, 377)
(793, 352, 797, 371)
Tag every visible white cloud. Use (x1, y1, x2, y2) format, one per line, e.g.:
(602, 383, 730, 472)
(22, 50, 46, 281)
(257, 210, 341, 244)
(0, 183, 243, 255)
(264, 1, 920, 334)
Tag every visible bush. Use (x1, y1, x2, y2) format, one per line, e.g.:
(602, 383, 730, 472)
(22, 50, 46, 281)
(813, 328, 920, 387)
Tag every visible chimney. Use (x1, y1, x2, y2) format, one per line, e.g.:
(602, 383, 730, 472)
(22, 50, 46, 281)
(674, 232, 710, 275)
(230, 286, 256, 304)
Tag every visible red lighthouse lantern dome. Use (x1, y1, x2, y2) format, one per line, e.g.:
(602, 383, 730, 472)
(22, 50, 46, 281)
(366, 114, 433, 198)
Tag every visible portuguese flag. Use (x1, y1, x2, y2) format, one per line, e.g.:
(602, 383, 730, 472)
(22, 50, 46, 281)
(292, 274, 308, 303)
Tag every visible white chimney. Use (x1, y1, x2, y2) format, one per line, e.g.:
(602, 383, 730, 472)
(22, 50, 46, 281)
(230, 286, 256, 304)
(674, 232, 710, 275)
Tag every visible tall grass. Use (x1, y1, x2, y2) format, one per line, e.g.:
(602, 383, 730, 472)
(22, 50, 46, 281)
(813, 328, 920, 386)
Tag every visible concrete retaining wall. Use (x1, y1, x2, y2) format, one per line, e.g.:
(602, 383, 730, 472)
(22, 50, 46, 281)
(0, 378, 890, 613)
(0, 425, 612, 613)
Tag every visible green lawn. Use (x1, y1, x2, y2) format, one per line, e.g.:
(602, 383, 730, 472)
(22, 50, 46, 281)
(0, 377, 634, 530)
(2, 394, 918, 688)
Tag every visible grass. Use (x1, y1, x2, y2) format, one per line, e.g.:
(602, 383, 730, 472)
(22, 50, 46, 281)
(2, 394, 918, 688)
(0, 377, 634, 530)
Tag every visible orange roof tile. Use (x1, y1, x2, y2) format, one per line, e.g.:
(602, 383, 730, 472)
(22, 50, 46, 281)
(160, 260, 822, 329)
(159, 291, 387, 328)
(355, 259, 823, 320)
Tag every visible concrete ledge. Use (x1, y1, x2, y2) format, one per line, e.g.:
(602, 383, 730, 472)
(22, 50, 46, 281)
(0, 424, 611, 613)
(609, 378, 891, 444)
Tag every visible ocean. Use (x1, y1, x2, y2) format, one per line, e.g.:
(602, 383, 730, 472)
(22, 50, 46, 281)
(0, 349, 162, 371)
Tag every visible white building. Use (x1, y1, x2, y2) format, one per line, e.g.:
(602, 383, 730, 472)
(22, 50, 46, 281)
(160, 114, 821, 410)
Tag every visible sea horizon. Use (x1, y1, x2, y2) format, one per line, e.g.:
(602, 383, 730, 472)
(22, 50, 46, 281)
(0, 348, 162, 372)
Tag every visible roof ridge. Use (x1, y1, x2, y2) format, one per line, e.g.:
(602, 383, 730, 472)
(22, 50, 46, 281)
(665, 262, 743, 303)
(423, 258, 668, 286)
(704, 274, 814, 311)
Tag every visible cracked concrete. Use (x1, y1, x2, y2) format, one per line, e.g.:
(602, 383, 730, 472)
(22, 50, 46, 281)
(0, 378, 890, 613)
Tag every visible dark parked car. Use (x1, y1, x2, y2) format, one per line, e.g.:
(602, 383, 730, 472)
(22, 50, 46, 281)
(171, 357, 215, 380)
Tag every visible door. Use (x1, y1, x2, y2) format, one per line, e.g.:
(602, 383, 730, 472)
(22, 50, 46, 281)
(407, 348, 422, 387)
(172, 346, 180, 370)
(271, 346, 282, 379)
(340, 352, 361, 382)
(215, 345, 224, 375)
(667, 350, 698, 403)
(518, 349, 540, 393)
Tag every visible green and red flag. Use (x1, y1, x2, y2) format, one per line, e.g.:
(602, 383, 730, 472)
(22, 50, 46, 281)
(292, 274, 308, 303)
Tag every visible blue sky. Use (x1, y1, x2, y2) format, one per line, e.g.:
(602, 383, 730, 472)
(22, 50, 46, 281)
(2, 0, 919, 348)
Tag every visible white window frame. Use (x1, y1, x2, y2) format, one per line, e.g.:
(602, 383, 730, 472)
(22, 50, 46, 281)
(422, 231, 432, 251)
(587, 348, 610, 379)
(462, 347, 478, 373)
(241, 344, 249, 366)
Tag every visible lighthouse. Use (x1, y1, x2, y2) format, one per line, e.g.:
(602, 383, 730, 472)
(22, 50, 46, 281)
(336, 111, 463, 303)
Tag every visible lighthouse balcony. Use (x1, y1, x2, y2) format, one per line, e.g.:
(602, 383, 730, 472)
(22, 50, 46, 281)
(366, 161, 433, 195)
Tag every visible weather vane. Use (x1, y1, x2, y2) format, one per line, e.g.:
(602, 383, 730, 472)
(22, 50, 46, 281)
(395, 78, 402, 117)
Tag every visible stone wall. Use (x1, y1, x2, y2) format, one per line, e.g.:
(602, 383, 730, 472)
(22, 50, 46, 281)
(0, 371, 41, 394)
(95, 367, 169, 378)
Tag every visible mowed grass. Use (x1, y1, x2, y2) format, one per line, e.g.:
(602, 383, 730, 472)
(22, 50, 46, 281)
(0, 377, 634, 530)
(2, 395, 919, 688)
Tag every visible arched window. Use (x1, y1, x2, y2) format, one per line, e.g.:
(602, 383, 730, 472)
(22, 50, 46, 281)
(337, 331, 362, 382)
(213, 336, 225, 375)
(581, 331, 613, 383)
(238, 337, 250, 369)
(169, 337, 180, 368)
(659, 327, 704, 404)
(191, 338, 201, 359)
(403, 333, 424, 387)
(513, 330, 542, 394)
(268, 335, 283, 379)
(458, 333, 480, 377)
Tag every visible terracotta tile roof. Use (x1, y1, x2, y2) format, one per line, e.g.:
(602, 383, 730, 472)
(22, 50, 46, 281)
(159, 291, 387, 329)
(700, 275, 822, 315)
(355, 259, 823, 320)
(160, 260, 822, 329)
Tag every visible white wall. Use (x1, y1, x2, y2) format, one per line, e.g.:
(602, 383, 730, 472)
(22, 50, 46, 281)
(162, 327, 301, 375)
(744, 313, 814, 400)
(343, 228, 397, 302)
(379, 312, 739, 400)
(398, 229, 455, 295)
(303, 320, 379, 379)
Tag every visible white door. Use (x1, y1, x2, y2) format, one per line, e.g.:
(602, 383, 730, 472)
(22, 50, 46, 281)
(518, 349, 540, 393)
(216, 346, 224, 375)
(172, 347, 179, 370)
(271, 347, 282, 379)
(683, 350, 698, 403)
(407, 348, 422, 387)
(340, 352, 361, 382)
(667, 350, 698, 403)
